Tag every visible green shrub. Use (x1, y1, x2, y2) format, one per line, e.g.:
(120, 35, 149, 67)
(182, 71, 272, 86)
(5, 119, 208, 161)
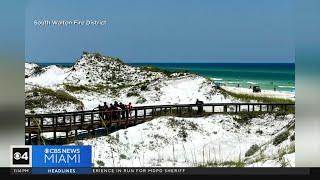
(136, 97, 147, 104)
(273, 131, 290, 146)
(64, 84, 91, 92)
(290, 133, 295, 141)
(140, 85, 148, 91)
(25, 99, 46, 109)
(127, 92, 139, 97)
(275, 111, 291, 118)
(233, 111, 263, 124)
(96, 160, 105, 167)
(178, 126, 188, 142)
(94, 52, 103, 59)
(32, 87, 80, 104)
(256, 129, 263, 135)
(245, 144, 260, 157)
(33, 66, 43, 75)
(119, 154, 127, 159)
(74, 140, 84, 145)
(140, 66, 188, 77)
(114, 58, 125, 65)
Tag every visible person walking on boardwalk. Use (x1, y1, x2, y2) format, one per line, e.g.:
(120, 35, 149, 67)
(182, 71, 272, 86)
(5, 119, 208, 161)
(128, 102, 133, 119)
(119, 102, 126, 119)
(196, 99, 204, 115)
(103, 102, 109, 120)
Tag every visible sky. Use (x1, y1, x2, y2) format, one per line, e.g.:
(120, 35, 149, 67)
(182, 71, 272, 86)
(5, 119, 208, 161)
(25, 0, 294, 63)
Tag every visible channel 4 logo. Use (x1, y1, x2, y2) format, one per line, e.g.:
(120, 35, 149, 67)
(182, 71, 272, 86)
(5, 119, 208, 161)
(10, 145, 32, 167)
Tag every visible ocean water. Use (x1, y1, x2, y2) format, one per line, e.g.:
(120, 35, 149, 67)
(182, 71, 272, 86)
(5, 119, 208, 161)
(129, 63, 295, 92)
(34, 62, 295, 92)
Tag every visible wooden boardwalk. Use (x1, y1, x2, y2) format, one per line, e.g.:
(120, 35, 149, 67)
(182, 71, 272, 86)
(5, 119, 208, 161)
(25, 102, 295, 144)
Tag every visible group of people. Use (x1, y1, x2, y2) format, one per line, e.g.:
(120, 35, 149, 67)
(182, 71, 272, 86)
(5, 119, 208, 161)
(95, 101, 133, 121)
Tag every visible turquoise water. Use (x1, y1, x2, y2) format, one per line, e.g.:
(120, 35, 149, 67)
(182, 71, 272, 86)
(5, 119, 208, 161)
(130, 63, 295, 92)
(36, 62, 295, 92)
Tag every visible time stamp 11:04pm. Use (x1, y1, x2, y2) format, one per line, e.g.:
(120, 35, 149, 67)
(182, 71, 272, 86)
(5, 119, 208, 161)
(33, 20, 107, 26)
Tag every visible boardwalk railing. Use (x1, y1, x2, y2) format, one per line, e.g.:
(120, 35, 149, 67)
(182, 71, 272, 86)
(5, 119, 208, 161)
(25, 102, 295, 144)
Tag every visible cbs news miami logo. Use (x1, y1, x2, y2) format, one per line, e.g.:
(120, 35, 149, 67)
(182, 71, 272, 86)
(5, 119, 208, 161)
(10, 145, 92, 169)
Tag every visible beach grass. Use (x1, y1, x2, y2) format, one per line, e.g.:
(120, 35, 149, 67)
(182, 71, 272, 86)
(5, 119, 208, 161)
(217, 86, 294, 103)
(273, 130, 290, 146)
(64, 84, 91, 92)
(29, 87, 80, 103)
(140, 66, 188, 76)
(232, 111, 264, 124)
(217, 86, 295, 112)
(26, 87, 81, 109)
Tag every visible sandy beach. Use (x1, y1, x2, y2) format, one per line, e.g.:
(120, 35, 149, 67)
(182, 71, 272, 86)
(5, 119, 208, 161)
(222, 86, 295, 101)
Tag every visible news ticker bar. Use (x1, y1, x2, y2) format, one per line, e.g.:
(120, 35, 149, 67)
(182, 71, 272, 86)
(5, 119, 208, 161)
(10, 167, 311, 175)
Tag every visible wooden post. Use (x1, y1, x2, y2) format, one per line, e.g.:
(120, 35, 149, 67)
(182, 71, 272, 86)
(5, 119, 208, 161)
(28, 132, 32, 145)
(272, 105, 274, 111)
(134, 109, 138, 124)
(91, 113, 94, 126)
(69, 116, 72, 129)
(267, 105, 269, 111)
(75, 129, 78, 141)
(169, 107, 172, 115)
(116, 111, 120, 121)
(152, 108, 155, 118)
(248, 105, 250, 112)
(235, 105, 238, 113)
(126, 109, 129, 120)
(117, 110, 121, 126)
(63, 116, 66, 125)
(285, 105, 287, 111)
(260, 105, 262, 112)
(73, 114, 76, 125)
(212, 106, 215, 113)
(253, 105, 255, 111)
(41, 116, 44, 128)
(176, 107, 179, 115)
(160, 107, 162, 116)
(80, 114, 84, 129)
(179, 106, 182, 117)
(202, 105, 204, 116)
(135, 109, 138, 119)
(144, 108, 146, 120)
(27, 117, 30, 128)
(189, 106, 192, 117)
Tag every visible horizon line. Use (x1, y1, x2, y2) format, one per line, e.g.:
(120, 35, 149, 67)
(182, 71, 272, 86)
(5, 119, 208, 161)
(26, 61, 295, 64)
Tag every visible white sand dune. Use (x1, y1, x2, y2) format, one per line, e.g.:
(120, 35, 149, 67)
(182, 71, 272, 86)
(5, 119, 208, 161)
(73, 114, 295, 167)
